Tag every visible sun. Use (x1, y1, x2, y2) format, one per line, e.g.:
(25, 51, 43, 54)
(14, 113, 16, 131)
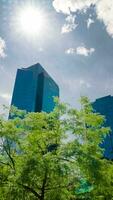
(17, 6, 45, 36)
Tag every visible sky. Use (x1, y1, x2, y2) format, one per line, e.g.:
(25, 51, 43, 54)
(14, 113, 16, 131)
(0, 0, 113, 110)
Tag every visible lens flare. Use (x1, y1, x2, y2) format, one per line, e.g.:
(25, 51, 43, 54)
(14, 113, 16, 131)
(18, 6, 45, 36)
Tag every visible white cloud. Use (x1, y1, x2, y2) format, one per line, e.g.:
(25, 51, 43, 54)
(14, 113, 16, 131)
(65, 48, 76, 54)
(61, 23, 76, 33)
(53, 0, 72, 14)
(80, 79, 91, 88)
(0, 37, 6, 58)
(61, 15, 77, 33)
(38, 47, 44, 52)
(53, 0, 113, 37)
(53, 0, 96, 14)
(65, 46, 95, 56)
(0, 93, 11, 101)
(96, 0, 113, 37)
(76, 46, 95, 56)
(87, 18, 94, 28)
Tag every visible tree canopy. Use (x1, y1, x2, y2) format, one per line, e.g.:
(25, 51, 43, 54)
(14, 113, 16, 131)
(0, 97, 113, 200)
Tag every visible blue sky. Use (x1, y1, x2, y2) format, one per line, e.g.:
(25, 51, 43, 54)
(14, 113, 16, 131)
(0, 0, 113, 109)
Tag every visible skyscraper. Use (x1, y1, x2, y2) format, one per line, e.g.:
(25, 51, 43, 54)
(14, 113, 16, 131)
(10, 63, 59, 113)
(93, 95, 113, 159)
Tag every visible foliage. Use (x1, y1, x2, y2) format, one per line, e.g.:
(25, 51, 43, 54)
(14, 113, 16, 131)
(0, 97, 113, 200)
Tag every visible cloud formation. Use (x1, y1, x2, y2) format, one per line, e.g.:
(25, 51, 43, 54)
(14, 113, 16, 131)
(0, 37, 6, 58)
(66, 46, 95, 56)
(96, 0, 113, 37)
(79, 79, 91, 88)
(61, 15, 77, 33)
(65, 48, 76, 54)
(87, 18, 94, 28)
(38, 47, 44, 52)
(0, 93, 11, 101)
(76, 46, 95, 56)
(53, 0, 113, 37)
(53, 0, 96, 14)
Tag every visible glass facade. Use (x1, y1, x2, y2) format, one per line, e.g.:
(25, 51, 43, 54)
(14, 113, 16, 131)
(11, 63, 59, 113)
(93, 95, 113, 159)
(42, 72, 59, 113)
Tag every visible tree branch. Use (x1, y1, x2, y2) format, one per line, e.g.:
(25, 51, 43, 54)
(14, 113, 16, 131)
(18, 183, 41, 199)
(40, 168, 48, 200)
(3, 144, 15, 171)
(0, 161, 13, 169)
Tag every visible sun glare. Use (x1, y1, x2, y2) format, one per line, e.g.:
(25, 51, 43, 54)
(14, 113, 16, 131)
(18, 6, 44, 36)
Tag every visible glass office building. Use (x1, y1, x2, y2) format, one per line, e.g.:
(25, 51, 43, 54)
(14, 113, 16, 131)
(93, 95, 113, 159)
(11, 63, 59, 113)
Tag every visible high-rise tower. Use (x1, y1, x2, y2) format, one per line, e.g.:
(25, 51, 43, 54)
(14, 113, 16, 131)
(11, 63, 59, 113)
(93, 95, 113, 159)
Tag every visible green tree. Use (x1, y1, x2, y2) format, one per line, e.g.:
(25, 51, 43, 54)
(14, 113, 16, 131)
(0, 97, 113, 200)
(65, 97, 113, 199)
